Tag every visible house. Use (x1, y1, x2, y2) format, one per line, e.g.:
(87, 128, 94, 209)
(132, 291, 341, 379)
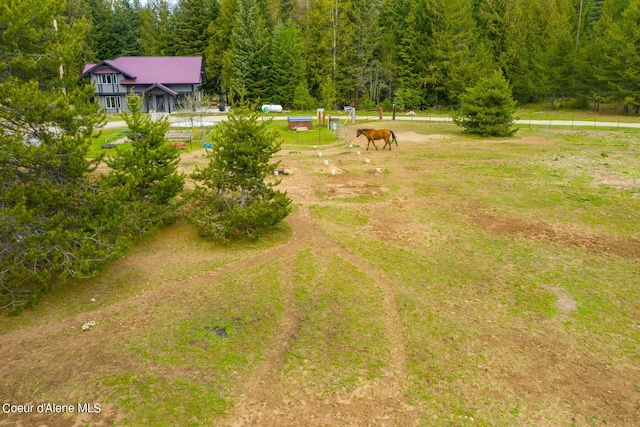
(81, 56, 204, 113)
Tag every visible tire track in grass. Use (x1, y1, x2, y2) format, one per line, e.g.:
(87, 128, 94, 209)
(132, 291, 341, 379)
(223, 219, 309, 426)
(297, 208, 415, 421)
(223, 201, 417, 426)
(286, 165, 412, 409)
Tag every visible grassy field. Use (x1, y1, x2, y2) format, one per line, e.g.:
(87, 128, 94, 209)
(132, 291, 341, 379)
(89, 121, 344, 160)
(1, 121, 639, 426)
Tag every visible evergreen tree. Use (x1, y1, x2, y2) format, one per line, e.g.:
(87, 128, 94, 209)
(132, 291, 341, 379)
(111, 0, 143, 56)
(140, 0, 176, 56)
(293, 80, 316, 110)
(1, 0, 93, 84)
(475, 0, 547, 102)
(87, 0, 117, 59)
(0, 0, 117, 310)
(541, 8, 578, 109)
(270, 21, 306, 108)
(320, 75, 338, 109)
(0, 83, 118, 310)
(453, 70, 518, 137)
(174, 0, 218, 57)
(188, 107, 291, 240)
(206, 0, 239, 100)
(601, 0, 632, 19)
(278, 0, 296, 23)
(587, 0, 605, 30)
(331, 0, 359, 104)
(590, 0, 640, 111)
(104, 93, 185, 234)
(476, 0, 510, 68)
(422, 0, 493, 105)
(231, 0, 272, 102)
(583, 10, 616, 107)
(394, 0, 428, 108)
(303, 0, 333, 99)
(353, 0, 383, 104)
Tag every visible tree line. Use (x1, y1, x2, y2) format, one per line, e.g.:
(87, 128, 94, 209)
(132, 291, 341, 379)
(4, 0, 639, 111)
(74, 0, 640, 111)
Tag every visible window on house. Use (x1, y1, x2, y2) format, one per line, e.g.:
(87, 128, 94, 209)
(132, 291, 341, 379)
(105, 96, 121, 110)
(99, 74, 116, 85)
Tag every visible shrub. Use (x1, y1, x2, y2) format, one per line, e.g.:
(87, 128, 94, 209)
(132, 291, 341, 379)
(188, 106, 291, 240)
(453, 71, 518, 137)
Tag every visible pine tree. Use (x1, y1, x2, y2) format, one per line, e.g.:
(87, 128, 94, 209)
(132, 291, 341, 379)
(394, 0, 428, 109)
(278, 0, 296, 23)
(419, 0, 494, 105)
(303, 0, 333, 98)
(206, 0, 239, 100)
(88, 0, 117, 59)
(188, 107, 291, 240)
(352, 0, 383, 104)
(320, 75, 338, 110)
(453, 70, 518, 137)
(0, 81, 119, 311)
(541, 8, 578, 109)
(104, 93, 185, 234)
(231, 0, 272, 102)
(293, 80, 316, 110)
(111, 0, 143, 56)
(0, 0, 117, 310)
(140, 0, 176, 56)
(174, 0, 218, 57)
(270, 21, 306, 108)
(475, 0, 547, 102)
(331, 0, 359, 104)
(587, 0, 605, 30)
(595, 0, 640, 111)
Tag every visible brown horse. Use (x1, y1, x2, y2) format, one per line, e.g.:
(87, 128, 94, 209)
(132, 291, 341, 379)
(356, 128, 398, 150)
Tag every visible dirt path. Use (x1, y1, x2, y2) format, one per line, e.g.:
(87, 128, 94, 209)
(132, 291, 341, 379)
(224, 161, 418, 426)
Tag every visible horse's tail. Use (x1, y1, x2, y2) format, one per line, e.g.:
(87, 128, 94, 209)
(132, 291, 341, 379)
(390, 130, 398, 146)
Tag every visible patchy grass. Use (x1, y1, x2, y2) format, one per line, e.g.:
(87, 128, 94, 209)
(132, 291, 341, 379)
(88, 127, 128, 158)
(1, 121, 639, 426)
(105, 262, 285, 425)
(267, 120, 342, 147)
(518, 104, 640, 123)
(283, 249, 389, 393)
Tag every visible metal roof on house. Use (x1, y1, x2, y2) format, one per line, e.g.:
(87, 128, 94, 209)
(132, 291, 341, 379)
(82, 56, 203, 85)
(142, 83, 179, 96)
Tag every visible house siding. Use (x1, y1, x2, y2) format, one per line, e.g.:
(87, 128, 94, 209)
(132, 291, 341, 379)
(91, 70, 128, 95)
(83, 56, 204, 113)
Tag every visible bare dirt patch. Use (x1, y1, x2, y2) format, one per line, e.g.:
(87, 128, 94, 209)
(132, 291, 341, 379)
(469, 210, 640, 259)
(323, 182, 389, 198)
(541, 285, 579, 314)
(395, 131, 452, 143)
(592, 172, 639, 190)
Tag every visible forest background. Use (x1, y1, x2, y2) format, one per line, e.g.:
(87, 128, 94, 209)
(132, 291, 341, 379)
(15, 0, 640, 113)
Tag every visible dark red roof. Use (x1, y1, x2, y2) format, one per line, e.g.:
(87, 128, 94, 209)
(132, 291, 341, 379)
(82, 56, 203, 85)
